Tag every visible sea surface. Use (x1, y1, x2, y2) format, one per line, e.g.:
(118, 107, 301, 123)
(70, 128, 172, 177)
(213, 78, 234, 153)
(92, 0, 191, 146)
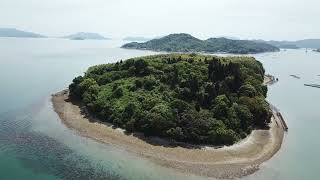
(0, 38, 319, 180)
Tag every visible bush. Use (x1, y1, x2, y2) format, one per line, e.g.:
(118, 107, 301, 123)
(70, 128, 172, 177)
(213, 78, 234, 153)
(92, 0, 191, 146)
(112, 87, 123, 98)
(143, 76, 157, 90)
(239, 84, 257, 97)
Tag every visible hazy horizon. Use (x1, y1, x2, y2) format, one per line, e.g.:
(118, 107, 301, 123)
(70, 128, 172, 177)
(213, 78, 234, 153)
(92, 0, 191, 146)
(1, 0, 319, 41)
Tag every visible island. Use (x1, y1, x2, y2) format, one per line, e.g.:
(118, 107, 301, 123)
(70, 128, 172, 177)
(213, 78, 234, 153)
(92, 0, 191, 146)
(259, 39, 320, 49)
(52, 54, 286, 178)
(70, 37, 85, 40)
(314, 49, 320, 52)
(121, 33, 280, 54)
(277, 44, 300, 49)
(62, 32, 110, 40)
(0, 28, 46, 38)
(123, 36, 152, 42)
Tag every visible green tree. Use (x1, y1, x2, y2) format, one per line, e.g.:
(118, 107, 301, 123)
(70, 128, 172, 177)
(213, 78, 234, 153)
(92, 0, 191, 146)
(112, 87, 123, 98)
(134, 59, 149, 76)
(211, 95, 230, 119)
(239, 84, 257, 97)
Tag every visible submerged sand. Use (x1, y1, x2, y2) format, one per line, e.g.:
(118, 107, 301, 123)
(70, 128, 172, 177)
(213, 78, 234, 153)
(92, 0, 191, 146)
(52, 77, 285, 179)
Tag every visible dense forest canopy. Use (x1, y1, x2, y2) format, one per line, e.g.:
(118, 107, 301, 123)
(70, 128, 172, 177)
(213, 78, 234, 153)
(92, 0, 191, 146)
(122, 33, 279, 54)
(69, 54, 272, 145)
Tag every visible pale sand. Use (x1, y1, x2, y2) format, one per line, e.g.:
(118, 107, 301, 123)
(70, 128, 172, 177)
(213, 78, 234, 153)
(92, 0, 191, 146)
(51, 77, 285, 179)
(264, 74, 278, 86)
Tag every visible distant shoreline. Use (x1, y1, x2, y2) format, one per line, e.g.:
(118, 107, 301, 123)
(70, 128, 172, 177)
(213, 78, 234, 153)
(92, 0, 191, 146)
(122, 33, 280, 54)
(51, 76, 285, 179)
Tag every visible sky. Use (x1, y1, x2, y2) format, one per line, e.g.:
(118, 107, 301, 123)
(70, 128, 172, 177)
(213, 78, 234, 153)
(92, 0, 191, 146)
(0, 0, 319, 40)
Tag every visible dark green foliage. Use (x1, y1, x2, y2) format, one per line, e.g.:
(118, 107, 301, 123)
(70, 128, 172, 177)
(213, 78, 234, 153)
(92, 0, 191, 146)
(239, 84, 257, 97)
(204, 38, 279, 54)
(112, 87, 123, 98)
(69, 54, 271, 145)
(122, 33, 280, 54)
(134, 59, 149, 76)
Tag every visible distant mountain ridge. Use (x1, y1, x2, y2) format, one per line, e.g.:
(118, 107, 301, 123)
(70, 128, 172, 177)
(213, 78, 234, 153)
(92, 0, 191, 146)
(122, 33, 279, 54)
(0, 28, 45, 38)
(257, 39, 320, 49)
(62, 32, 110, 40)
(123, 36, 152, 42)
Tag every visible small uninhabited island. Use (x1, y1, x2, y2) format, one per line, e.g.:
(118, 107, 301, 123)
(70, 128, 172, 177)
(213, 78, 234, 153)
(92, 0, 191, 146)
(52, 54, 286, 178)
(62, 32, 110, 40)
(121, 33, 280, 54)
(313, 49, 320, 52)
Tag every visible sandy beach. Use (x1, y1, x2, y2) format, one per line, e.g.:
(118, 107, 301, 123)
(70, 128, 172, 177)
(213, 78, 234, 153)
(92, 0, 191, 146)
(52, 77, 285, 179)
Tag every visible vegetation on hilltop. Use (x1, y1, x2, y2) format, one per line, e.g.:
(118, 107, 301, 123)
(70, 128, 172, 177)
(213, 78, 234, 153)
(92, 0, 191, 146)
(122, 33, 279, 54)
(204, 38, 279, 54)
(69, 54, 271, 145)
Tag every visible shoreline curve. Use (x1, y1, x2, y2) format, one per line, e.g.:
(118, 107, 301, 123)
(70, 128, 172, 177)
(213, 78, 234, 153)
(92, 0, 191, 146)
(51, 76, 285, 179)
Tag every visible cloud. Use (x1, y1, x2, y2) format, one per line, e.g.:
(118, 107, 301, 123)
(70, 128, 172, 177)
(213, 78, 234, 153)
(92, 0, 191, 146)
(0, 0, 319, 40)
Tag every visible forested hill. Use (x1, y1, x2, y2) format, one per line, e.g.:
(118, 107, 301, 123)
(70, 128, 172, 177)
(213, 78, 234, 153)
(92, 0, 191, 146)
(62, 32, 109, 40)
(0, 28, 46, 38)
(121, 33, 279, 54)
(204, 38, 279, 54)
(69, 54, 272, 146)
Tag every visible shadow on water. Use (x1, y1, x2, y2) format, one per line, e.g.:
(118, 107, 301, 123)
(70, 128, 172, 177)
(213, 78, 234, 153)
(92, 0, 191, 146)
(0, 103, 122, 180)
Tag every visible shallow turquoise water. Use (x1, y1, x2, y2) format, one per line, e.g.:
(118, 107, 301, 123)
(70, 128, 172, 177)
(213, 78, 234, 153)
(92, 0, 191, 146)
(0, 38, 319, 180)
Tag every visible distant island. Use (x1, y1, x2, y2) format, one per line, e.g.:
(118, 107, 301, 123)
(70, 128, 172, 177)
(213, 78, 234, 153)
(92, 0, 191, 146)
(70, 37, 85, 40)
(258, 39, 320, 49)
(0, 28, 46, 38)
(314, 49, 320, 52)
(62, 32, 110, 40)
(123, 36, 152, 42)
(121, 33, 279, 54)
(276, 44, 299, 49)
(278, 44, 299, 49)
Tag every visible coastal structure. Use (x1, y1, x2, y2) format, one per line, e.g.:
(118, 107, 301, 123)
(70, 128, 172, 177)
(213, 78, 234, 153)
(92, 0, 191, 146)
(304, 84, 320, 88)
(290, 75, 301, 79)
